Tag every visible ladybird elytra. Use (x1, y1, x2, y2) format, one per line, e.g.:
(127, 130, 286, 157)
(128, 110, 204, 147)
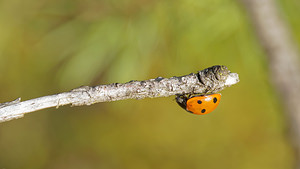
(176, 93, 221, 115)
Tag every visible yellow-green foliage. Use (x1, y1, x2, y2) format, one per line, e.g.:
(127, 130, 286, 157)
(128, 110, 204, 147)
(0, 0, 299, 168)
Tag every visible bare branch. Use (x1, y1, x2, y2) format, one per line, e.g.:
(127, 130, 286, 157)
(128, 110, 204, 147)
(242, 0, 300, 167)
(0, 65, 239, 123)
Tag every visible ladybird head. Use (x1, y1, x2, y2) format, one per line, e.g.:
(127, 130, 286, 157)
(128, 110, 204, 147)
(175, 94, 189, 111)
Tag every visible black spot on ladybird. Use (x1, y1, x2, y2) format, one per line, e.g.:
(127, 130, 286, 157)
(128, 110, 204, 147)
(201, 109, 206, 113)
(197, 100, 202, 104)
(213, 97, 217, 103)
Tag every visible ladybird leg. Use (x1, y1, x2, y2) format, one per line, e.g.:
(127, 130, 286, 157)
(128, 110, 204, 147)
(203, 87, 211, 94)
(191, 87, 196, 95)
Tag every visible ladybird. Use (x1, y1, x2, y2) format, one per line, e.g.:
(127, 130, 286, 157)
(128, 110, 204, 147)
(176, 93, 221, 115)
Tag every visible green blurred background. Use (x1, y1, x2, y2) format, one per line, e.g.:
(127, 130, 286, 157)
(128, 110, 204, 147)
(0, 0, 299, 168)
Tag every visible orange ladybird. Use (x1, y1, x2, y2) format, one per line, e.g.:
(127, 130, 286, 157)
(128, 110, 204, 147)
(176, 93, 221, 115)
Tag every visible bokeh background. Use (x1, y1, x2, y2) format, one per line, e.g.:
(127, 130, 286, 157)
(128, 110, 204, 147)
(0, 0, 299, 168)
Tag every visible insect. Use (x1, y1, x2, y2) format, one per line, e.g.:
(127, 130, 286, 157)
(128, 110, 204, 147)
(176, 93, 221, 115)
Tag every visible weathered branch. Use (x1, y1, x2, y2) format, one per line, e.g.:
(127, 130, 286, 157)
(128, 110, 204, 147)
(0, 65, 239, 123)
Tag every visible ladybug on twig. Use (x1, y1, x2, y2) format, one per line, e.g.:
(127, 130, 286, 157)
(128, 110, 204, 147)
(176, 93, 221, 115)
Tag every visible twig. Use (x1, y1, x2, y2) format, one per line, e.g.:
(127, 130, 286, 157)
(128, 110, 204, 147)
(242, 0, 300, 167)
(0, 65, 239, 123)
